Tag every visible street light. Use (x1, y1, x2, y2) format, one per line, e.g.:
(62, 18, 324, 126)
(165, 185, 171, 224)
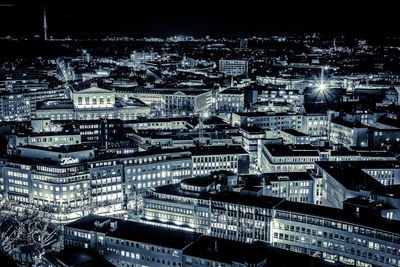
(317, 82, 327, 92)
(313, 66, 330, 101)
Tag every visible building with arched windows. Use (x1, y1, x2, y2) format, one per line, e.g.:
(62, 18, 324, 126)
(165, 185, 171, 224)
(35, 86, 150, 121)
(73, 87, 116, 109)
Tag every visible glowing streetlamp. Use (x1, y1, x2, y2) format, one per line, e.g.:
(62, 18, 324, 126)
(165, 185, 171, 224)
(317, 82, 327, 92)
(313, 66, 330, 102)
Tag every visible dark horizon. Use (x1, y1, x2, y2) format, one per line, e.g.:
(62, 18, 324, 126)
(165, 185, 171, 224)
(0, 1, 399, 38)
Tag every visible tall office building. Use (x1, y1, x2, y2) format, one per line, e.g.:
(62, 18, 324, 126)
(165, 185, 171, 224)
(219, 59, 248, 77)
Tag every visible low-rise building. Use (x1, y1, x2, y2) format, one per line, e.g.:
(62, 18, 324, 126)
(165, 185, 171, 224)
(35, 86, 150, 121)
(190, 145, 249, 176)
(64, 215, 198, 267)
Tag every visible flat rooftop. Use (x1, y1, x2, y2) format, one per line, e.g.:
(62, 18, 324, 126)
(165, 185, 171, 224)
(315, 161, 383, 192)
(19, 144, 93, 153)
(265, 144, 320, 157)
(66, 215, 198, 249)
(190, 145, 247, 156)
(152, 183, 284, 210)
(234, 111, 297, 117)
(281, 128, 308, 137)
(183, 236, 332, 267)
(43, 247, 113, 267)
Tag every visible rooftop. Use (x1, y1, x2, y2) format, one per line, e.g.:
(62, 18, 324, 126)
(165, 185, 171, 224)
(190, 145, 247, 156)
(265, 144, 320, 157)
(152, 183, 284, 210)
(183, 236, 331, 267)
(275, 200, 400, 235)
(281, 128, 308, 137)
(19, 144, 94, 153)
(43, 247, 114, 267)
(234, 111, 297, 117)
(315, 161, 384, 192)
(74, 87, 114, 94)
(65, 215, 198, 249)
(331, 118, 366, 128)
(219, 88, 245, 95)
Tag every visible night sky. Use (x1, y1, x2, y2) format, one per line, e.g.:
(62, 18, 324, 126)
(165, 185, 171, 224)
(0, 0, 398, 37)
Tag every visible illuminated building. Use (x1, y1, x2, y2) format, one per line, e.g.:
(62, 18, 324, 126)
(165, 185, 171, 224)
(190, 145, 249, 176)
(132, 88, 212, 115)
(312, 161, 400, 209)
(299, 103, 328, 139)
(243, 172, 315, 204)
(35, 86, 150, 121)
(141, 175, 400, 266)
(218, 59, 248, 77)
(63, 215, 197, 267)
(216, 88, 257, 113)
(280, 129, 311, 145)
(232, 112, 303, 131)
(122, 149, 193, 192)
(258, 143, 321, 173)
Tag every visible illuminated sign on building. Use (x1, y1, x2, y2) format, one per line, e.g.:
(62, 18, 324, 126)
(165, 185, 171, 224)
(61, 157, 79, 165)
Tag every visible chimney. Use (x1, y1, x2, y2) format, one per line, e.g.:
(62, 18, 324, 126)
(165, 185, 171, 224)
(110, 221, 118, 232)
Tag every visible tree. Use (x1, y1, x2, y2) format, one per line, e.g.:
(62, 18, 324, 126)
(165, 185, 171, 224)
(0, 203, 62, 266)
(127, 190, 144, 215)
(72, 183, 121, 218)
(73, 183, 94, 217)
(333, 132, 351, 145)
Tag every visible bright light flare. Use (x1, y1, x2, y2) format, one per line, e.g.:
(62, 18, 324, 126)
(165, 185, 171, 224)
(317, 83, 327, 92)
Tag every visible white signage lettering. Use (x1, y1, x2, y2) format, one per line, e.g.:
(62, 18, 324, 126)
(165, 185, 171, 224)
(60, 157, 79, 165)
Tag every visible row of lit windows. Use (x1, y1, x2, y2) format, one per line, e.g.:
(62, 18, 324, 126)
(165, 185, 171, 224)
(193, 156, 237, 163)
(33, 191, 87, 200)
(275, 211, 400, 244)
(91, 177, 121, 185)
(271, 157, 318, 163)
(65, 229, 91, 239)
(137, 181, 167, 189)
(30, 136, 76, 143)
(91, 184, 122, 193)
(146, 203, 195, 215)
(36, 166, 82, 174)
(193, 163, 237, 170)
(33, 173, 89, 183)
(193, 162, 234, 168)
(7, 170, 28, 179)
(80, 124, 99, 129)
(33, 182, 88, 191)
(147, 211, 193, 224)
(9, 186, 28, 194)
(77, 96, 112, 105)
(274, 221, 397, 253)
(273, 230, 400, 265)
(131, 172, 169, 181)
(128, 165, 169, 173)
(8, 179, 28, 186)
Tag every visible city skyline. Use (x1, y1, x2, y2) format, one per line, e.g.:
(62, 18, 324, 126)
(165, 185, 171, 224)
(2, 2, 400, 267)
(0, 1, 399, 37)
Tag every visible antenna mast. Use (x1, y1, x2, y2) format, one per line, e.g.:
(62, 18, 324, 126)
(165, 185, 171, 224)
(43, 7, 48, 41)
